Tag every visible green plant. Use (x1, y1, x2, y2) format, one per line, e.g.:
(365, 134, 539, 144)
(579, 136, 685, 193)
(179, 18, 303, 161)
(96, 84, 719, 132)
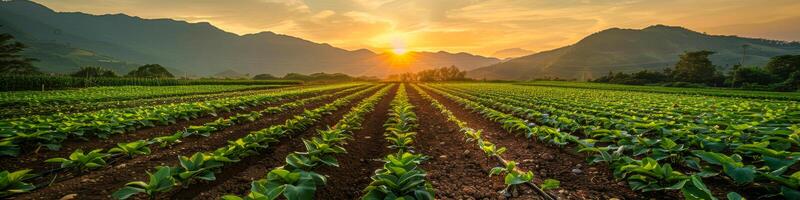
(490, 161, 534, 195)
(45, 149, 109, 172)
(109, 140, 152, 157)
(0, 169, 35, 197)
(540, 179, 560, 190)
(618, 157, 689, 192)
(478, 139, 506, 157)
(692, 150, 756, 185)
(151, 132, 183, 147)
(261, 167, 326, 200)
(112, 166, 177, 200)
(362, 152, 434, 200)
(174, 152, 234, 185)
(221, 179, 283, 200)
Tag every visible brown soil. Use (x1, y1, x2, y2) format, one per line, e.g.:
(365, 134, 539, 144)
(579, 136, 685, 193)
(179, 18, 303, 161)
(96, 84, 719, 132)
(0, 86, 355, 173)
(171, 85, 391, 200)
(419, 85, 652, 200)
(13, 86, 366, 200)
(310, 85, 398, 199)
(408, 86, 541, 200)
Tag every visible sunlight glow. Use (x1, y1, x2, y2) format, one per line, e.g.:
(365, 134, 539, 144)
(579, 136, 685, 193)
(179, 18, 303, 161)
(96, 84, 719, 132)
(392, 47, 407, 55)
(390, 34, 408, 55)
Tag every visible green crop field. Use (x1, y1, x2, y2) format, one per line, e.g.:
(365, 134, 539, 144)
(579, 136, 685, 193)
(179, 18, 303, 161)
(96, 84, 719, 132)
(1, 82, 798, 200)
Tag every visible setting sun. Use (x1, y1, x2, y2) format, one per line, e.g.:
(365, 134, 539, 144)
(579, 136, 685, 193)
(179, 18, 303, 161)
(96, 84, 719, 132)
(392, 47, 407, 55)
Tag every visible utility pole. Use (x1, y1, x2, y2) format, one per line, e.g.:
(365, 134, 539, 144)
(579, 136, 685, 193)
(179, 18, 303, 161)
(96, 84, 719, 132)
(741, 44, 749, 65)
(732, 44, 749, 88)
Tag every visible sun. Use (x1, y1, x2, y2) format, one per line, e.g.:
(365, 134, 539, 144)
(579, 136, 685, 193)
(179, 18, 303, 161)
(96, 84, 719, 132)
(389, 33, 408, 55)
(392, 47, 407, 55)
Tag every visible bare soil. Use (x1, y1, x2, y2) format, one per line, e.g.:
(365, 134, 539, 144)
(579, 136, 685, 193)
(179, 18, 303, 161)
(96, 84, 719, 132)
(408, 86, 541, 200)
(310, 85, 398, 199)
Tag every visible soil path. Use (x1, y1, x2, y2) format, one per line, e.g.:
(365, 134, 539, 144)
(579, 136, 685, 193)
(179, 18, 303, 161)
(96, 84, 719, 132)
(409, 85, 541, 200)
(309, 85, 398, 199)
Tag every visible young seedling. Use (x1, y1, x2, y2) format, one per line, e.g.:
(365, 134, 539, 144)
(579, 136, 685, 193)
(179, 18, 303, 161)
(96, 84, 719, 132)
(109, 140, 152, 158)
(45, 149, 109, 172)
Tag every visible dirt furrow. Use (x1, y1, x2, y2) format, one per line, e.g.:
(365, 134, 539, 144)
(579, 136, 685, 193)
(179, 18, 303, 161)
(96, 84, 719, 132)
(310, 85, 398, 199)
(408, 86, 532, 200)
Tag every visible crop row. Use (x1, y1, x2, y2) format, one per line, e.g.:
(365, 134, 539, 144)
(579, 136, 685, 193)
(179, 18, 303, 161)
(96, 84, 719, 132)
(426, 83, 798, 199)
(223, 84, 393, 200)
(411, 84, 559, 199)
(0, 85, 284, 108)
(0, 84, 372, 198)
(518, 81, 800, 101)
(112, 84, 386, 199)
(361, 84, 434, 199)
(0, 85, 300, 119)
(0, 84, 359, 157)
(0, 74, 301, 91)
(423, 84, 724, 198)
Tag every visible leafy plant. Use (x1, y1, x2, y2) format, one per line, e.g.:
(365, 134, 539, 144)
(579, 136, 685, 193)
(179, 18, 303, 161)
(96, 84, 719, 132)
(112, 166, 177, 200)
(221, 179, 284, 200)
(362, 152, 434, 200)
(618, 157, 689, 192)
(260, 167, 326, 200)
(109, 140, 151, 157)
(151, 132, 183, 147)
(174, 152, 234, 185)
(540, 179, 560, 190)
(692, 150, 756, 185)
(490, 161, 534, 195)
(0, 169, 35, 197)
(45, 149, 109, 172)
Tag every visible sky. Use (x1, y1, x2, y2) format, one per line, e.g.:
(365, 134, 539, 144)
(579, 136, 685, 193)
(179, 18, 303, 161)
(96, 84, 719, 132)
(32, 0, 800, 58)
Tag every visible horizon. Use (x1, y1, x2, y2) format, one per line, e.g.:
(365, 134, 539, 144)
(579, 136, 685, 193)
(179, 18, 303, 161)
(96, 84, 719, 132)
(29, 0, 800, 58)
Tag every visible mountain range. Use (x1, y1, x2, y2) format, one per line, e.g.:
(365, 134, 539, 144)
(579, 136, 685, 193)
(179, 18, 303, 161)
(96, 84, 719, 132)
(468, 25, 800, 80)
(0, 0, 500, 76)
(3, 0, 799, 80)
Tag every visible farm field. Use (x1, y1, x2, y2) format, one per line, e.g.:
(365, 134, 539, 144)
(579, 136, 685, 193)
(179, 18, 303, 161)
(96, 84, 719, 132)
(1, 82, 799, 200)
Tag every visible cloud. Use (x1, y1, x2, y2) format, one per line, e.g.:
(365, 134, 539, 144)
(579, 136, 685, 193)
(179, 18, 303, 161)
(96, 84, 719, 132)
(31, 0, 800, 56)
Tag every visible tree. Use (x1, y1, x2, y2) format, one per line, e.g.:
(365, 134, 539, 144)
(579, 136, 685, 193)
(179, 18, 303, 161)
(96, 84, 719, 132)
(731, 67, 778, 86)
(126, 64, 174, 78)
(252, 73, 278, 80)
(765, 55, 800, 80)
(71, 67, 117, 78)
(0, 32, 39, 74)
(672, 50, 718, 84)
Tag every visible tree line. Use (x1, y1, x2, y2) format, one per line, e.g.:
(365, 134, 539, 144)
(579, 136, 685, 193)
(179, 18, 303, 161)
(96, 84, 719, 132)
(594, 51, 800, 91)
(386, 65, 468, 82)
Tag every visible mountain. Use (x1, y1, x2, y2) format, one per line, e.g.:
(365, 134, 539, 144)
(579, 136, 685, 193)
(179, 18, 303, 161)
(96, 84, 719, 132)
(468, 25, 800, 80)
(492, 48, 534, 59)
(0, 0, 499, 76)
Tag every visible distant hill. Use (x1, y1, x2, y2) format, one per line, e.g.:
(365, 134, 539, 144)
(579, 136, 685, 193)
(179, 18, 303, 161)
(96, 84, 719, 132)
(0, 0, 499, 76)
(213, 69, 250, 79)
(468, 25, 800, 80)
(492, 48, 534, 59)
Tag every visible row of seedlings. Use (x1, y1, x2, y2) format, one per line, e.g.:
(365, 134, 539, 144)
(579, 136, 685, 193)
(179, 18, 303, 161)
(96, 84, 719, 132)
(111, 84, 384, 199)
(222, 84, 393, 200)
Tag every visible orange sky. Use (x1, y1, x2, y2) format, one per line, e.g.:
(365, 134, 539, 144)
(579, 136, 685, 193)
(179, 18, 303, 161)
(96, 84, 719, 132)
(33, 0, 800, 58)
